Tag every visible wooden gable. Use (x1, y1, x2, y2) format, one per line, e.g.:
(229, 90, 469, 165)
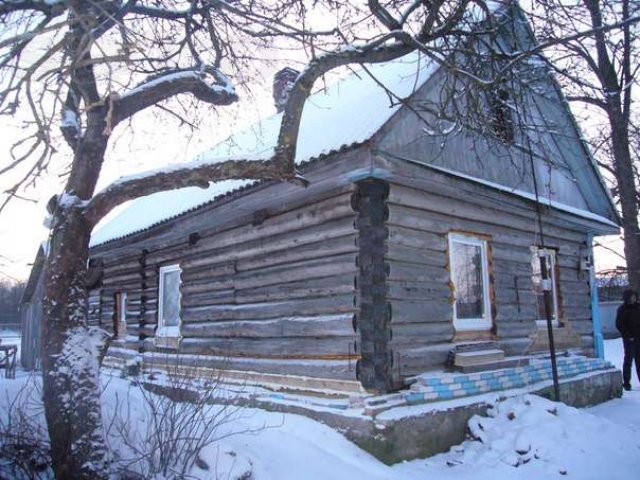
(371, 3, 618, 229)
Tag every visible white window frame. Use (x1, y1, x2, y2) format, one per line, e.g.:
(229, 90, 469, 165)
(157, 264, 182, 339)
(448, 233, 492, 331)
(531, 247, 560, 327)
(115, 291, 127, 338)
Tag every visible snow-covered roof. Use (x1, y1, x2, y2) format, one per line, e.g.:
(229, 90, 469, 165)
(90, 52, 438, 246)
(90, 180, 254, 246)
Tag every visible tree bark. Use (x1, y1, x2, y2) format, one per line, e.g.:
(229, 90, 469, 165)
(41, 60, 112, 474)
(609, 111, 640, 290)
(42, 205, 111, 479)
(582, 0, 640, 290)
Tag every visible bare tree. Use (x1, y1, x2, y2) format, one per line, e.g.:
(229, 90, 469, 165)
(0, 1, 334, 477)
(4, 0, 635, 476)
(527, 0, 640, 289)
(1, 0, 524, 477)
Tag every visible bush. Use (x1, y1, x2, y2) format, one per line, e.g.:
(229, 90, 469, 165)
(105, 359, 258, 479)
(0, 375, 52, 479)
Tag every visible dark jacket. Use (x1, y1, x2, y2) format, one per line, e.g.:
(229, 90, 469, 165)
(616, 290, 640, 339)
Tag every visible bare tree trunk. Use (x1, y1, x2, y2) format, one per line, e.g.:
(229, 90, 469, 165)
(582, 0, 639, 289)
(609, 114, 640, 291)
(41, 97, 112, 476)
(42, 205, 110, 479)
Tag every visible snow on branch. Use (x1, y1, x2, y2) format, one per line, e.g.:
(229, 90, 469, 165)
(128, 4, 192, 20)
(273, 37, 413, 172)
(84, 2, 512, 227)
(84, 156, 285, 226)
(110, 66, 237, 127)
(87, 31, 447, 225)
(84, 40, 415, 226)
(60, 87, 81, 149)
(0, 0, 66, 16)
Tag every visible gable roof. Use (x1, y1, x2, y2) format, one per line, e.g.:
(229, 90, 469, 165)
(20, 241, 48, 305)
(90, 52, 439, 246)
(90, 1, 618, 247)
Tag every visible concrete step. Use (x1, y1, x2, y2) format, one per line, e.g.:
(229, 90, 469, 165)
(453, 341, 500, 352)
(454, 348, 505, 367)
(456, 357, 528, 373)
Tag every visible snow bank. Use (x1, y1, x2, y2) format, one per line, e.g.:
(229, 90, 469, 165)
(395, 394, 640, 479)
(1, 340, 638, 479)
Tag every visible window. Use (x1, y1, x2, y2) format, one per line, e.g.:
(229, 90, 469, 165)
(531, 247, 560, 327)
(489, 89, 514, 143)
(158, 264, 182, 338)
(114, 291, 127, 338)
(448, 233, 492, 331)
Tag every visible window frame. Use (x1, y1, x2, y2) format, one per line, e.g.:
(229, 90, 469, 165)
(531, 247, 560, 327)
(448, 233, 493, 331)
(489, 88, 514, 143)
(114, 290, 127, 338)
(157, 264, 182, 339)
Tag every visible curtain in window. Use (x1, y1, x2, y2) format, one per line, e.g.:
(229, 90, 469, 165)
(451, 242, 485, 319)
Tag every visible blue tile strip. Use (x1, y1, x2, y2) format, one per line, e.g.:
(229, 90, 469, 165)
(408, 356, 614, 405)
(254, 356, 614, 415)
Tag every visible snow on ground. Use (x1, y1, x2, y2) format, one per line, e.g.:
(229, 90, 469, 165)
(0, 339, 639, 479)
(588, 340, 640, 436)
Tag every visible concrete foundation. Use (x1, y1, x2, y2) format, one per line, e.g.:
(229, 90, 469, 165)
(361, 369, 622, 463)
(134, 366, 622, 465)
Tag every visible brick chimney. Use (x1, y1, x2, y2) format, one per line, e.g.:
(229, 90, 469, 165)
(273, 67, 299, 113)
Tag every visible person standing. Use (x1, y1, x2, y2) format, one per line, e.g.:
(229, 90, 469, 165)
(616, 289, 640, 391)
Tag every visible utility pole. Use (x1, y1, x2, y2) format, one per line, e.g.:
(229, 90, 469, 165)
(538, 251, 561, 401)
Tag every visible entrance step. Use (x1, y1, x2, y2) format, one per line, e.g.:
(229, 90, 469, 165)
(455, 356, 528, 373)
(447, 341, 531, 373)
(453, 348, 504, 370)
(454, 349, 505, 367)
(447, 341, 511, 372)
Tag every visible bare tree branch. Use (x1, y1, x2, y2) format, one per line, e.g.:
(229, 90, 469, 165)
(0, 0, 66, 16)
(368, 0, 402, 30)
(111, 66, 238, 127)
(84, 158, 281, 225)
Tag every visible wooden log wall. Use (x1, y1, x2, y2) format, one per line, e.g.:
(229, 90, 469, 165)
(90, 145, 604, 389)
(20, 272, 44, 370)
(91, 151, 367, 381)
(93, 250, 145, 352)
(352, 178, 396, 392)
(379, 159, 596, 378)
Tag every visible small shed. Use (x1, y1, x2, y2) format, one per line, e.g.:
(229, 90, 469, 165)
(19, 242, 47, 370)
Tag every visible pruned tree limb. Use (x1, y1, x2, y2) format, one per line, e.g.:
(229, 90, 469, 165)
(111, 66, 238, 126)
(84, 158, 283, 225)
(0, 0, 66, 16)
